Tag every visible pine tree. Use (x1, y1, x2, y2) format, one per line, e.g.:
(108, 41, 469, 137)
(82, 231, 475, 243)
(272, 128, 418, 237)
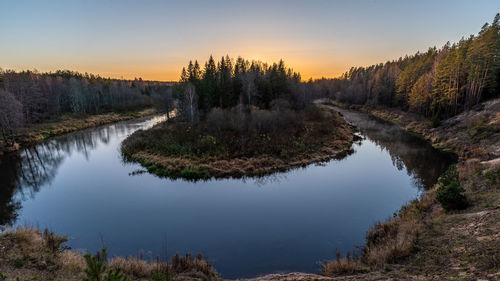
(202, 55, 217, 108)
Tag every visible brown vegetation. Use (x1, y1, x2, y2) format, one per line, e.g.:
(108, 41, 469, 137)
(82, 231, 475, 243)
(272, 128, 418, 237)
(320, 98, 500, 280)
(321, 250, 364, 276)
(122, 105, 354, 179)
(0, 226, 220, 281)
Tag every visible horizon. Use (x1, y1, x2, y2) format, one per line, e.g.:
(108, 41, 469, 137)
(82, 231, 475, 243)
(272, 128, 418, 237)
(1, 2, 500, 280)
(1, 0, 499, 81)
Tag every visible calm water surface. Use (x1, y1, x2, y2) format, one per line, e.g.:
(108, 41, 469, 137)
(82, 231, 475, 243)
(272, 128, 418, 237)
(0, 110, 455, 278)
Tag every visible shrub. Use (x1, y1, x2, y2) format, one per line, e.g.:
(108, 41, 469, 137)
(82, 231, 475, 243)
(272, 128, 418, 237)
(436, 165, 468, 211)
(102, 269, 129, 281)
(83, 248, 107, 280)
(43, 228, 68, 253)
(436, 181, 468, 210)
(83, 247, 131, 281)
(13, 255, 29, 268)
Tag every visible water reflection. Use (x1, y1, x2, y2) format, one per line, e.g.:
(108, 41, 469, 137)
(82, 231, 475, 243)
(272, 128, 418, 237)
(0, 111, 455, 278)
(0, 115, 166, 225)
(0, 111, 454, 226)
(334, 107, 456, 189)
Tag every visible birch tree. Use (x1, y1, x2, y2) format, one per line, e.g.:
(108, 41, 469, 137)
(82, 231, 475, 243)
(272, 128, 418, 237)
(183, 82, 198, 123)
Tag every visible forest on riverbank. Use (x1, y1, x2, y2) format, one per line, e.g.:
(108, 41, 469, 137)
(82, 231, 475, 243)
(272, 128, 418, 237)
(0, 12, 499, 281)
(311, 14, 500, 123)
(0, 70, 174, 146)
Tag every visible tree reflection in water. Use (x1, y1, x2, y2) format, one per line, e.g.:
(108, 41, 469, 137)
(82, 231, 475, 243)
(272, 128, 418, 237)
(334, 107, 456, 190)
(0, 112, 454, 227)
(0, 117, 161, 225)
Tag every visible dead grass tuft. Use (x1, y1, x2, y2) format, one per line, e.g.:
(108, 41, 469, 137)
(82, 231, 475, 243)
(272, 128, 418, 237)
(61, 250, 86, 271)
(362, 193, 436, 267)
(108, 256, 158, 278)
(363, 218, 420, 267)
(171, 253, 217, 278)
(321, 250, 363, 276)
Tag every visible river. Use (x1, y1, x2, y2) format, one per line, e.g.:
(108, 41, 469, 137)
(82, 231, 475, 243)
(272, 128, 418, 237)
(0, 109, 455, 279)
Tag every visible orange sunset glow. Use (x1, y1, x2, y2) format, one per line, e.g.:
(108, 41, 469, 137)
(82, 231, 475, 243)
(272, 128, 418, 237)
(1, 1, 498, 81)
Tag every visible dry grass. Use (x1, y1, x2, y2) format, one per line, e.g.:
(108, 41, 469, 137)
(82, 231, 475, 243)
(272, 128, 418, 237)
(319, 98, 500, 280)
(122, 105, 354, 180)
(321, 182, 437, 275)
(61, 251, 86, 272)
(0, 226, 83, 280)
(320, 152, 447, 276)
(1, 226, 68, 257)
(129, 142, 353, 180)
(108, 256, 159, 278)
(0, 227, 220, 281)
(321, 250, 363, 276)
(171, 253, 214, 275)
(363, 218, 420, 267)
(362, 187, 438, 268)
(106, 253, 218, 280)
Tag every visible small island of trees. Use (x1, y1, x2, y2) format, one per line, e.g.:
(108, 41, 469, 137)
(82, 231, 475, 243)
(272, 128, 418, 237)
(121, 56, 354, 179)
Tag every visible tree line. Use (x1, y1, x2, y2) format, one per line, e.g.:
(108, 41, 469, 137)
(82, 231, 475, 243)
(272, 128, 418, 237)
(176, 55, 310, 122)
(3, 14, 498, 141)
(0, 69, 173, 142)
(313, 14, 500, 122)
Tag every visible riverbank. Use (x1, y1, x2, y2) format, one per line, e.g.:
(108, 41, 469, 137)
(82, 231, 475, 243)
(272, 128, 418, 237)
(315, 98, 500, 280)
(1, 100, 498, 280)
(121, 105, 354, 180)
(0, 226, 220, 281)
(0, 108, 156, 156)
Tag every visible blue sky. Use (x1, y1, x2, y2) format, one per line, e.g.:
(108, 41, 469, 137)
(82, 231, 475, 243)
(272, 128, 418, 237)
(1, 0, 498, 80)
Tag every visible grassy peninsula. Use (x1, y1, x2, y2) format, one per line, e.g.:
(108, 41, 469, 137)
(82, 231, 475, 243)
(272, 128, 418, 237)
(122, 105, 353, 179)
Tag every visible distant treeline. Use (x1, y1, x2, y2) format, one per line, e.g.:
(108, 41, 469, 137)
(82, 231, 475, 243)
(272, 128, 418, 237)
(0, 70, 173, 141)
(312, 14, 500, 121)
(2, 14, 499, 140)
(176, 55, 311, 122)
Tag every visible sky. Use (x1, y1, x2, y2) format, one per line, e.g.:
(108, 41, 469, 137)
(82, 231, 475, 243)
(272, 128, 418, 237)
(1, 0, 499, 81)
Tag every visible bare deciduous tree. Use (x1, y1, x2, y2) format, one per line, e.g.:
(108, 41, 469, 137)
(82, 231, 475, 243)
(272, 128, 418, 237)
(183, 83, 198, 123)
(0, 89, 23, 144)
